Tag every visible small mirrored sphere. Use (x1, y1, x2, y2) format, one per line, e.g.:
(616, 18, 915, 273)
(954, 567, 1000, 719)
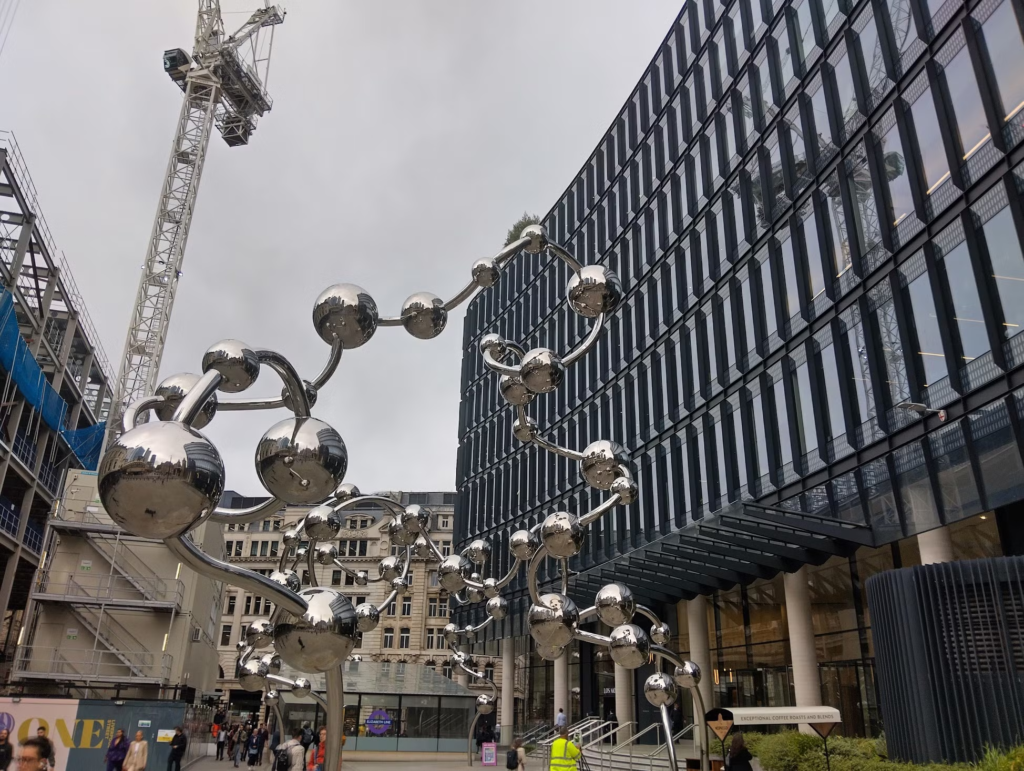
(273, 587, 360, 672)
(509, 529, 540, 561)
(644, 671, 678, 708)
(354, 602, 380, 633)
(528, 593, 579, 648)
(378, 555, 402, 581)
(519, 348, 565, 394)
(305, 505, 342, 540)
(438, 555, 473, 593)
(466, 538, 492, 565)
(512, 416, 538, 443)
(401, 292, 448, 340)
(262, 653, 282, 676)
(610, 475, 639, 504)
(536, 644, 566, 661)
(476, 694, 495, 715)
(520, 223, 548, 254)
(580, 440, 631, 491)
(595, 582, 636, 627)
(296, 547, 308, 560)
(312, 283, 379, 349)
(154, 373, 217, 429)
(98, 421, 225, 540)
(315, 543, 338, 565)
(292, 678, 312, 699)
(388, 517, 418, 547)
(499, 375, 534, 407)
(245, 620, 275, 649)
(443, 623, 460, 644)
(609, 624, 652, 670)
(566, 266, 624, 318)
(673, 661, 702, 689)
(282, 529, 300, 547)
(391, 576, 410, 595)
(334, 482, 361, 502)
(255, 416, 348, 505)
(413, 536, 432, 559)
(264, 689, 280, 707)
(269, 569, 301, 593)
(238, 657, 269, 692)
(355, 570, 369, 586)
(236, 640, 248, 653)
(202, 339, 260, 393)
(464, 628, 477, 643)
(541, 511, 584, 559)
(650, 622, 671, 646)
(402, 504, 431, 534)
(486, 596, 508, 620)
(479, 333, 507, 361)
(472, 258, 501, 288)
(483, 577, 499, 599)
(467, 585, 485, 604)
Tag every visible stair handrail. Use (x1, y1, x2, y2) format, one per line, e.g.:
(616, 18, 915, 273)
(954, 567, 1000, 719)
(580, 721, 633, 751)
(537, 717, 601, 747)
(71, 606, 152, 670)
(610, 721, 661, 753)
(645, 723, 694, 757)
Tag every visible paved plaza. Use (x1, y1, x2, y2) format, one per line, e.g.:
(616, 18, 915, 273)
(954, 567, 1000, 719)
(189, 754, 469, 771)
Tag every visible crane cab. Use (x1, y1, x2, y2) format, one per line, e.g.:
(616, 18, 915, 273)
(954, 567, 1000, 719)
(163, 48, 192, 86)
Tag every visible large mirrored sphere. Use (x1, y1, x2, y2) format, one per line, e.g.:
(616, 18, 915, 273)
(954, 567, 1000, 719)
(443, 623, 460, 645)
(245, 619, 274, 649)
(509, 529, 540, 561)
(238, 657, 269, 692)
(262, 653, 282, 676)
(273, 587, 360, 672)
(387, 518, 418, 547)
(519, 348, 565, 394)
(403, 504, 431, 533)
(541, 511, 583, 558)
(354, 602, 380, 633)
(528, 593, 579, 648)
(313, 283, 379, 349)
(644, 671, 678, 708)
(467, 585, 485, 604)
(472, 258, 501, 288)
(154, 373, 217, 429)
(520, 223, 547, 254)
(378, 555, 402, 581)
(304, 505, 341, 540)
(595, 582, 636, 627)
(255, 417, 348, 504)
(401, 292, 448, 339)
(292, 678, 311, 699)
(536, 644, 566, 661)
(566, 266, 624, 318)
(498, 375, 535, 407)
(98, 421, 225, 540)
(270, 569, 301, 593)
(438, 555, 473, 593)
(486, 596, 508, 620)
(673, 661, 702, 689)
(609, 624, 651, 670)
(650, 622, 671, 646)
(580, 440, 630, 490)
(202, 339, 260, 393)
(476, 694, 495, 715)
(466, 538, 492, 565)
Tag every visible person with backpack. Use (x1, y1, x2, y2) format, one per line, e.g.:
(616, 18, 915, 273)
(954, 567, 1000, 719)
(299, 724, 314, 755)
(275, 728, 305, 771)
(506, 737, 526, 770)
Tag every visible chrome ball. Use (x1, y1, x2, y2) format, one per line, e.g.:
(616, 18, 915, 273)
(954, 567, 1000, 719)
(464, 628, 477, 643)
(610, 475, 638, 504)
(245, 619, 274, 649)
(509, 529, 540, 561)
(264, 689, 280, 707)
(378, 555, 402, 581)
(354, 602, 380, 633)
(305, 505, 342, 540)
(388, 517, 418, 547)
(438, 555, 473, 593)
(154, 373, 218, 429)
(391, 576, 410, 594)
(292, 678, 312, 699)
(520, 223, 547, 254)
(595, 582, 636, 627)
(528, 593, 579, 648)
(512, 416, 538, 443)
(541, 511, 584, 559)
(98, 421, 225, 540)
(238, 657, 269, 692)
(314, 543, 338, 565)
(313, 283, 379, 349)
(413, 536, 432, 559)
(609, 624, 651, 670)
(202, 339, 260, 393)
(520, 348, 565, 394)
(273, 587, 360, 673)
(255, 416, 348, 505)
(566, 266, 624, 318)
(644, 671, 678, 708)
(479, 334, 507, 361)
(580, 440, 630, 490)
(536, 644, 566, 661)
(401, 292, 447, 340)
(296, 546, 308, 560)
(270, 569, 301, 593)
(282, 529, 300, 547)
(334, 482, 361, 502)
(486, 596, 508, 620)
(466, 538, 491, 565)
(235, 641, 248, 653)
(483, 577, 499, 599)
(262, 653, 282, 676)
(354, 570, 369, 586)
(472, 258, 501, 288)
(650, 622, 671, 646)
(467, 585, 485, 604)
(476, 694, 495, 715)
(403, 504, 431, 533)
(673, 661, 702, 689)
(443, 623, 460, 644)
(499, 375, 535, 406)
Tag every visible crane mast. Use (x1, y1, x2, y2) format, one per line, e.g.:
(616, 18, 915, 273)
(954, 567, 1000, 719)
(105, 0, 284, 449)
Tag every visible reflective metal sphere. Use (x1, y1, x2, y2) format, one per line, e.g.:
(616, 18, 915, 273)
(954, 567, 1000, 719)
(312, 283, 379, 349)
(438, 555, 473, 593)
(154, 373, 217, 429)
(354, 602, 380, 633)
(334, 482, 361, 502)
(536, 644, 566, 661)
(238, 657, 269, 692)
(527, 593, 580, 648)
(262, 653, 282, 676)
(378, 555, 402, 581)
(255, 416, 348, 505)
(235, 640, 248, 653)
(245, 619, 275, 649)
(292, 678, 312, 699)
(282, 529, 301, 547)
(479, 334, 507, 361)
(388, 517, 418, 547)
(609, 624, 652, 670)
(610, 475, 639, 504)
(650, 622, 671, 646)
(466, 538, 492, 565)
(269, 569, 301, 593)
(476, 694, 495, 715)
(566, 266, 624, 318)
(673, 661, 702, 689)
(644, 671, 678, 708)
(464, 628, 477, 643)
(541, 511, 584, 559)
(202, 339, 260, 393)
(264, 689, 280, 707)
(467, 585, 485, 604)
(413, 536, 432, 559)
(509, 529, 540, 561)
(296, 546, 308, 560)
(273, 587, 360, 672)
(305, 505, 342, 540)
(483, 577, 499, 599)
(486, 596, 508, 620)
(499, 375, 535, 406)
(520, 223, 548, 254)
(472, 258, 501, 288)
(401, 292, 448, 340)
(98, 421, 225, 540)
(354, 570, 369, 586)
(391, 576, 410, 595)
(443, 623, 460, 644)
(314, 543, 338, 565)
(512, 416, 538, 443)
(402, 504, 431, 533)
(595, 582, 636, 627)
(580, 440, 630, 490)
(520, 348, 565, 394)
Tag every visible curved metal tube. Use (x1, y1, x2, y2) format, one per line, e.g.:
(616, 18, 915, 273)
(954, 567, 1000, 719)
(495, 236, 531, 265)
(561, 558, 569, 595)
(306, 537, 320, 587)
(377, 315, 403, 327)
(579, 605, 598, 622)
(217, 394, 286, 411)
(122, 395, 166, 432)
(660, 703, 680, 771)
(325, 667, 345, 771)
(256, 349, 311, 417)
(546, 241, 584, 272)
(310, 336, 344, 391)
(526, 546, 548, 606)
(443, 278, 479, 311)
(468, 615, 494, 635)
(563, 313, 606, 368)
(172, 370, 223, 425)
(652, 645, 710, 771)
(467, 712, 481, 767)
(495, 557, 522, 590)
(579, 493, 623, 528)
(210, 496, 284, 525)
(165, 534, 307, 617)
(481, 347, 519, 377)
(375, 589, 398, 614)
(575, 629, 611, 647)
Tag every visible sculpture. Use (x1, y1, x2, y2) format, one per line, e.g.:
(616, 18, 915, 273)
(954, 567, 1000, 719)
(98, 224, 707, 771)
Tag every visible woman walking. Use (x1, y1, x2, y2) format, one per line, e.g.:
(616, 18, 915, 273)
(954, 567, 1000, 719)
(104, 729, 128, 771)
(726, 732, 753, 771)
(123, 731, 148, 771)
(0, 728, 13, 770)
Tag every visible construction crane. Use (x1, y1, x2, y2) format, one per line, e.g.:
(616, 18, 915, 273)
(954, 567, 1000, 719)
(105, 1, 285, 449)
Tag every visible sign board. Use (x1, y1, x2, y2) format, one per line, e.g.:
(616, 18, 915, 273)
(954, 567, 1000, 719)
(365, 709, 391, 736)
(157, 729, 175, 743)
(810, 722, 837, 739)
(704, 708, 734, 742)
(79, 560, 92, 572)
(138, 720, 152, 728)
(482, 742, 497, 766)
(727, 707, 840, 726)
(65, 629, 78, 641)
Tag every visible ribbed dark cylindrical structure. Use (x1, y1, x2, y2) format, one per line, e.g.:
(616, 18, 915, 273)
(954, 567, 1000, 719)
(866, 557, 1024, 763)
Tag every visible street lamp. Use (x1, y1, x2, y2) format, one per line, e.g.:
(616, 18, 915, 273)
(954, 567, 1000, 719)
(895, 401, 947, 421)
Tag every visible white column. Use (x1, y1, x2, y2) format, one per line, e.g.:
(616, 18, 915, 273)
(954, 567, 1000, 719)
(686, 595, 712, 752)
(613, 664, 634, 741)
(784, 566, 819, 735)
(501, 640, 515, 745)
(455, 672, 469, 687)
(918, 526, 953, 564)
(554, 652, 569, 724)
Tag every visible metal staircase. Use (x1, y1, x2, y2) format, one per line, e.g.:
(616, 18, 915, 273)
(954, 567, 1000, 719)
(66, 604, 153, 678)
(83, 532, 169, 605)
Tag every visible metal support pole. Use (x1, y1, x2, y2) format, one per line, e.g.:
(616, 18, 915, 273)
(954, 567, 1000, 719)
(325, 666, 344, 771)
(659, 704, 679, 771)
(468, 712, 481, 767)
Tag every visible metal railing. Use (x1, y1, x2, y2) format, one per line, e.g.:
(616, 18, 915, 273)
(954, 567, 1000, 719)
(34, 570, 183, 607)
(12, 646, 171, 683)
(23, 525, 42, 555)
(0, 499, 18, 540)
(584, 722, 695, 771)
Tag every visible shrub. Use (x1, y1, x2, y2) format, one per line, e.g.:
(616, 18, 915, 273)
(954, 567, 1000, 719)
(753, 731, 824, 771)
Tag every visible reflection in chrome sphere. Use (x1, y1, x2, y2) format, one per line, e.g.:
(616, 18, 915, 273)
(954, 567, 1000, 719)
(154, 373, 217, 429)
(644, 671, 678, 708)
(292, 678, 311, 699)
(483, 577, 499, 599)
(541, 511, 584, 559)
(354, 570, 369, 586)
(580, 440, 630, 490)
(512, 416, 538, 443)
(245, 619, 274, 649)
(509, 529, 541, 561)
(402, 504, 431, 533)
(520, 223, 547, 254)
(238, 657, 269, 692)
(479, 333, 507, 360)
(264, 689, 280, 707)
(387, 518, 417, 547)
(466, 584, 485, 604)
(98, 421, 225, 540)
(391, 576, 410, 595)
(472, 258, 501, 288)
(438, 555, 473, 593)
(282, 529, 300, 547)
(263, 653, 282, 676)
(312, 283, 379, 349)
(354, 602, 380, 633)
(536, 644, 566, 661)
(413, 536, 432, 559)
(273, 587, 360, 672)
(609, 624, 652, 670)
(378, 555, 402, 581)
(334, 482, 361, 502)
(520, 348, 565, 394)
(595, 582, 636, 627)
(673, 661, 702, 689)
(401, 292, 448, 339)
(650, 622, 671, 646)
(528, 593, 580, 648)
(566, 265, 624, 318)
(443, 623, 460, 645)
(610, 475, 639, 504)
(236, 641, 248, 653)
(202, 339, 260, 393)
(486, 596, 508, 620)
(305, 505, 341, 540)
(499, 375, 534, 407)
(466, 538, 492, 565)
(269, 569, 301, 593)
(315, 543, 338, 565)
(476, 694, 495, 715)
(255, 416, 348, 504)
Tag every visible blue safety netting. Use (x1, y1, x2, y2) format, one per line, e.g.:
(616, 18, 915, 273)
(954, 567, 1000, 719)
(0, 288, 105, 470)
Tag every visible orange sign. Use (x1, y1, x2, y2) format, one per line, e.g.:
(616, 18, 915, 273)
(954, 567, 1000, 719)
(705, 708, 734, 742)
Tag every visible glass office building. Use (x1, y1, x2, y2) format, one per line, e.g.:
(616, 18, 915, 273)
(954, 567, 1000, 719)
(454, 0, 1024, 737)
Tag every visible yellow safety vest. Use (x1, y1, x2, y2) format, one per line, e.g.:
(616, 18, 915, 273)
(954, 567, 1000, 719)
(549, 737, 581, 771)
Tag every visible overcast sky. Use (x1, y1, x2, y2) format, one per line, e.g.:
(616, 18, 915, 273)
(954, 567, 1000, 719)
(2, 0, 680, 497)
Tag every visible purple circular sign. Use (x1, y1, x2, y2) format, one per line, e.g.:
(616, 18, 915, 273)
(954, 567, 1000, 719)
(365, 709, 392, 736)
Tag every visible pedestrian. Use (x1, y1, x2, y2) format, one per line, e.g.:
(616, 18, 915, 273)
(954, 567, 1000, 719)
(275, 728, 305, 771)
(234, 726, 249, 768)
(168, 726, 187, 771)
(494, 721, 501, 743)
(255, 723, 268, 765)
(547, 726, 580, 771)
(124, 731, 149, 771)
(105, 729, 128, 771)
(0, 728, 14, 770)
(246, 728, 260, 768)
(726, 732, 753, 771)
(306, 726, 327, 771)
(217, 724, 227, 761)
(299, 723, 313, 754)
(554, 708, 567, 729)
(15, 738, 50, 771)
(35, 728, 55, 769)
(506, 737, 526, 771)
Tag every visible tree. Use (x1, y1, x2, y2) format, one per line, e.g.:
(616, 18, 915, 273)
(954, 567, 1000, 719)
(504, 212, 540, 247)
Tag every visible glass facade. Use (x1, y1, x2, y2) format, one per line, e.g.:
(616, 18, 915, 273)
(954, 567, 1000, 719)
(454, 0, 1024, 738)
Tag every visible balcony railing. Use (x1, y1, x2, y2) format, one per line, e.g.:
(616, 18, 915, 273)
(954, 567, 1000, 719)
(34, 571, 183, 608)
(23, 525, 42, 555)
(11, 432, 35, 470)
(12, 646, 172, 683)
(0, 498, 18, 540)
